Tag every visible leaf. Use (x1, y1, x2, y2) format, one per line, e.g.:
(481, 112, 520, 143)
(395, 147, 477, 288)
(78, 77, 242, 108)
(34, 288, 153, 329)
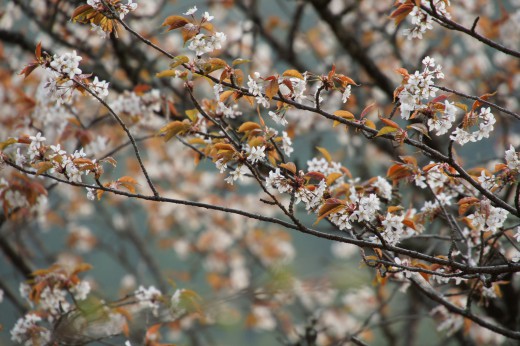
(162, 15, 190, 31)
(219, 90, 234, 103)
(360, 103, 377, 119)
(334, 74, 357, 87)
(35, 42, 42, 59)
(282, 69, 304, 80)
(402, 218, 417, 230)
(156, 69, 177, 78)
(305, 171, 326, 182)
(387, 164, 411, 181)
(71, 4, 94, 23)
(364, 120, 376, 130)
(101, 157, 117, 167)
(34, 162, 54, 175)
(233, 69, 244, 86)
(333, 110, 355, 120)
(472, 91, 497, 110)
(214, 143, 235, 152)
(157, 120, 191, 141)
(181, 25, 199, 43)
(19, 63, 39, 79)
(0, 138, 17, 151)
(387, 206, 403, 213)
(238, 122, 262, 133)
(201, 22, 214, 33)
(96, 187, 106, 200)
(185, 109, 199, 122)
(376, 126, 398, 137)
(457, 197, 479, 216)
(279, 162, 296, 174)
(316, 147, 332, 162)
(455, 102, 468, 112)
(202, 58, 228, 73)
(117, 176, 138, 194)
(406, 123, 431, 139)
(326, 172, 343, 186)
(265, 79, 279, 99)
(390, 3, 414, 26)
(232, 58, 251, 66)
(169, 55, 190, 69)
(380, 118, 400, 129)
(431, 94, 449, 104)
(317, 198, 344, 219)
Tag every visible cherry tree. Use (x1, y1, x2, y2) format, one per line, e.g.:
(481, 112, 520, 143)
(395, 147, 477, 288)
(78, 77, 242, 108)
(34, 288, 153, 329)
(0, 0, 519, 345)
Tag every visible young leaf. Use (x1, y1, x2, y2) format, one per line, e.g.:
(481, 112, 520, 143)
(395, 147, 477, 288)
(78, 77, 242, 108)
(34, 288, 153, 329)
(232, 59, 251, 66)
(376, 126, 398, 137)
(170, 55, 190, 69)
(156, 69, 177, 78)
(360, 103, 377, 119)
(117, 176, 139, 194)
(406, 123, 431, 139)
(316, 147, 332, 162)
(333, 110, 355, 120)
(238, 122, 261, 133)
(282, 69, 304, 80)
(162, 16, 189, 31)
(265, 79, 279, 99)
(279, 162, 296, 174)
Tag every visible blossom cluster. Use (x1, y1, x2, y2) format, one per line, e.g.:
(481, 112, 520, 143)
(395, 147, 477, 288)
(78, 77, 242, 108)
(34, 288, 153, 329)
(43, 50, 109, 105)
(450, 107, 496, 145)
(11, 314, 51, 346)
(401, 0, 451, 40)
(87, 0, 138, 20)
(398, 56, 444, 120)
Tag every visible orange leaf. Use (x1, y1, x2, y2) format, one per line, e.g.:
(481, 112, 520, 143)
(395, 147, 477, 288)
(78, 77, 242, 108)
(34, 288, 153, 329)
(380, 118, 400, 129)
(265, 79, 279, 99)
(238, 122, 261, 133)
(162, 15, 189, 31)
(282, 69, 304, 80)
(387, 206, 403, 213)
(326, 172, 343, 186)
(34, 162, 54, 176)
(316, 147, 332, 162)
(333, 110, 355, 120)
(376, 126, 398, 137)
(117, 176, 138, 194)
(305, 171, 326, 181)
(279, 162, 296, 174)
(360, 103, 377, 119)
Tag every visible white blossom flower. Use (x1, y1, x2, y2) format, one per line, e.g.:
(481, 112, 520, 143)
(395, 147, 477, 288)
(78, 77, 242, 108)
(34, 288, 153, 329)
(265, 168, 291, 193)
(505, 145, 520, 170)
(90, 76, 110, 98)
(71, 281, 91, 300)
(373, 176, 392, 200)
(427, 100, 457, 135)
(202, 11, 214, 22)
(247, 146, 266, 164)
(281, 131, 293, 157)
(268, 111, 288, 126)
(183, 6, 197, 16)
(341, 85, 351, 103)
(225, 165, 248, 185)
(187, 32, 226, 57)
(380, 212, 405, 246)
(50, 50, 82, 79)
(135, 285, 162, 316)
(11, 314, 51, 345)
